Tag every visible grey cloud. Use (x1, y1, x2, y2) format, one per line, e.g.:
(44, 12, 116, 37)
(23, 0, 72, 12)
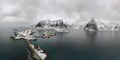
(0, 0, 120, 27)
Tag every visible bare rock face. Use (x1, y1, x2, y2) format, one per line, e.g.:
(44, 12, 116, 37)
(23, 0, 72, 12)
(84, 18, 98, 31)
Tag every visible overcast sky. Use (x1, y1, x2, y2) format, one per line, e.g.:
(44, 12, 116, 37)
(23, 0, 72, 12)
(0, 0, 120, 27)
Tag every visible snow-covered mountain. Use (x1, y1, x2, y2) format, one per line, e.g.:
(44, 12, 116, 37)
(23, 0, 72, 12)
(34, 19, 120, 31)
(35, 19, 71, 29)
(73, 18, 120, 31)
(84, 18, 98, 31)
(97, 21, 120, 31)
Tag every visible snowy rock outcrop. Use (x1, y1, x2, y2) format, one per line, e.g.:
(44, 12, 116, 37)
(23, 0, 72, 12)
(35, 19, 71, 29)
(84, 18, 98, 31)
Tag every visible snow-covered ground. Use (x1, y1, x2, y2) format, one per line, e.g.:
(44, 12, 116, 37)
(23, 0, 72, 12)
(31, 44, 47, 60)
(12, 29, 37, 40)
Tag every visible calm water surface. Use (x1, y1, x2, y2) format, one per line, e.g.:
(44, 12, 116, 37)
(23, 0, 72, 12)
(1, 28, 120, 60)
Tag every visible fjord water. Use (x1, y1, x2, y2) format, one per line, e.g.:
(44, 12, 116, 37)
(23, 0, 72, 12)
(1, 28, 120, 60)
(0, 27, 28, 60)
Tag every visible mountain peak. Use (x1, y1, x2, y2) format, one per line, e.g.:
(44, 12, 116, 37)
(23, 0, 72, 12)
(84, 18, 98, 31)
(88, 18, 96, 24)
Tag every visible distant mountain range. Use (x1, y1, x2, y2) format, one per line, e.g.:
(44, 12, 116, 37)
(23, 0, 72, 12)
(34, 19, 120, 31)
(75, 18, 120, 31)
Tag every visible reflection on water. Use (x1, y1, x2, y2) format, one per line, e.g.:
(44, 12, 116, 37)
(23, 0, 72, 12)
(33, 30, 120, 60)
(85, 31, 97, 48)
(1, 28, 120, 60)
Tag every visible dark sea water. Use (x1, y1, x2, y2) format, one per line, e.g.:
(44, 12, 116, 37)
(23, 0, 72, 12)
(0, 27, 28, 60)
(1, 28, 120, 60)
